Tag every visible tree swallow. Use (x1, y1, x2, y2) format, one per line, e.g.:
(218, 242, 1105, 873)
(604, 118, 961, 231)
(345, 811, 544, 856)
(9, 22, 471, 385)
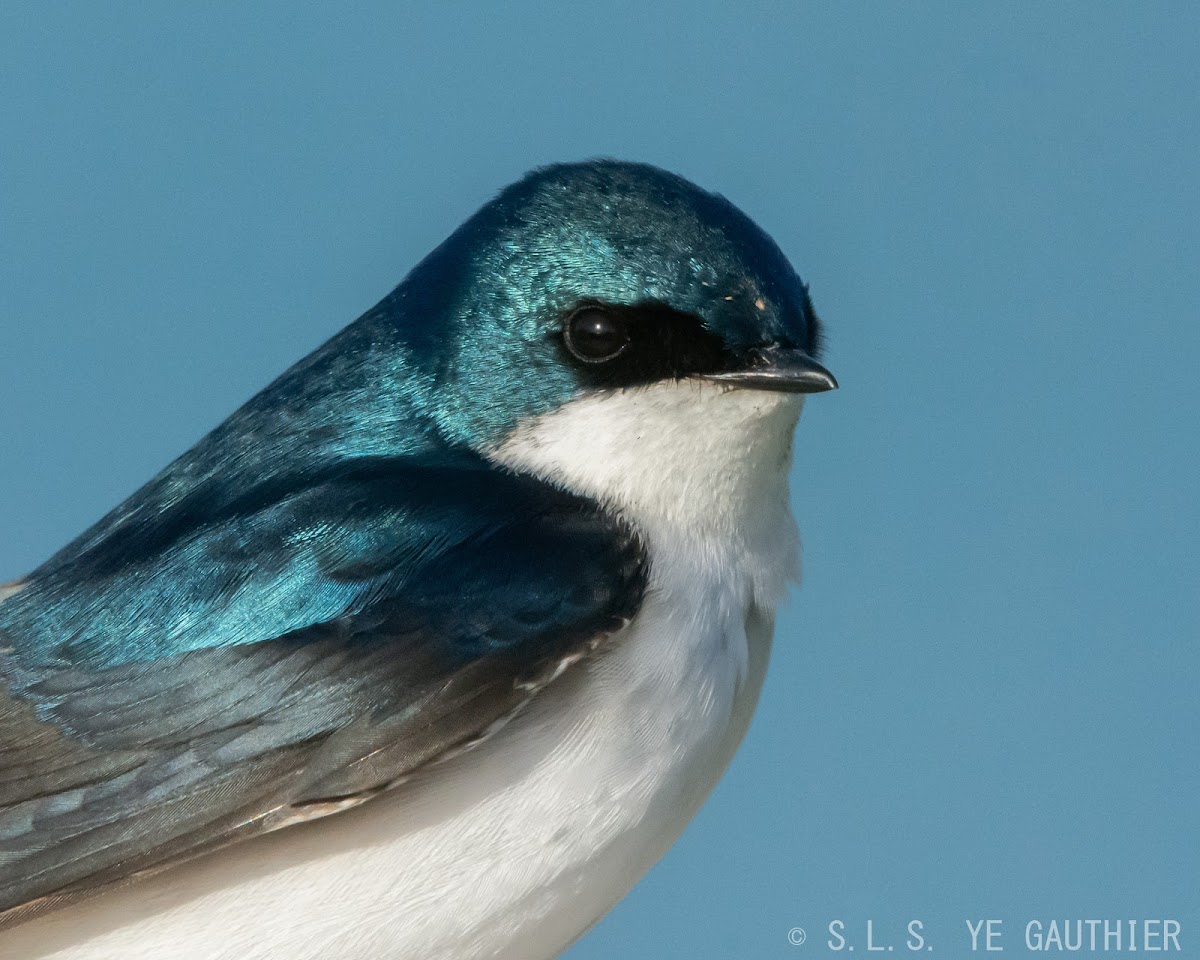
(0, 160, 836, 959)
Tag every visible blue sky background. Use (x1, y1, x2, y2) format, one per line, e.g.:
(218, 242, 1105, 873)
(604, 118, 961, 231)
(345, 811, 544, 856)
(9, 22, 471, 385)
(2, 3, 1196, 957)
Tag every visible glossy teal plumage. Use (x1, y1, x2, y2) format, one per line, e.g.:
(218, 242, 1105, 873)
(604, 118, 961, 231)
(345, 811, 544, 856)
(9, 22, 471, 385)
(4, 161, 818, 670)
(0, 159, 822, 923)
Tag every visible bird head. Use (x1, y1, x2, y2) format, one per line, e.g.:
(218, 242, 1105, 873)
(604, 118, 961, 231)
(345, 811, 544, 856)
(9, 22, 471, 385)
(379, 160, 835, 545)
(399, 160, 835, 452)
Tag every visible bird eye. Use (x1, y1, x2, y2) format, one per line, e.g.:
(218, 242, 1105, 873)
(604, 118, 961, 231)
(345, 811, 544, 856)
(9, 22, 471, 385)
(563, 307, 630, 364)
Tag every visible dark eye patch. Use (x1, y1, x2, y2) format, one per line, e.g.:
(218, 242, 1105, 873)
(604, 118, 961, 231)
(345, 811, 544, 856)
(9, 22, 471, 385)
(557, 300, 731, 389)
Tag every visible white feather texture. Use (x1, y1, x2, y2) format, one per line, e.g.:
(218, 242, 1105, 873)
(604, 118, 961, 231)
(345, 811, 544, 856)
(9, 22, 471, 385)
(6, 381, 804, 960)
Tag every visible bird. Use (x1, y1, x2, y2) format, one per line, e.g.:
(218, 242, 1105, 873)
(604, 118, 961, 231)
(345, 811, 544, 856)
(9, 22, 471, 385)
(0, 160, 836, 960)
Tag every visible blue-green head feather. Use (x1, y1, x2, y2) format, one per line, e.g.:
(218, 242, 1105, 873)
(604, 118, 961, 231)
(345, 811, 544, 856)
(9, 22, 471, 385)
(399, 159, 826, 445)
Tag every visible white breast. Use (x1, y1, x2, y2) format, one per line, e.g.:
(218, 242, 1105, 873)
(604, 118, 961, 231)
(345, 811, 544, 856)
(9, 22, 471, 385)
(6, 382, 804, 960)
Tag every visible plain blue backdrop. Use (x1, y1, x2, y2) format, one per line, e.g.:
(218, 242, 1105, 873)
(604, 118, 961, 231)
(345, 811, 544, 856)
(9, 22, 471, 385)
(2, 3, 1196, 956)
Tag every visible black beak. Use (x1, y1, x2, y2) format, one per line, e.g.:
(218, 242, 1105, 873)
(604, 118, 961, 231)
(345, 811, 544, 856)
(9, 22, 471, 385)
(701, 345, 838, 393)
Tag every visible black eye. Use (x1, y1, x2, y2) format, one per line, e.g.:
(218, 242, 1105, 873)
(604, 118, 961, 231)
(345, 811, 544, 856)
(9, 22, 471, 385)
(563, 307, 630, 364)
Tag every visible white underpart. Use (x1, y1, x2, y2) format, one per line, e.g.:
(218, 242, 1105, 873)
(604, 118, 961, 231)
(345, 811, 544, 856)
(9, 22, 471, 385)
(8, 381, 804, 960)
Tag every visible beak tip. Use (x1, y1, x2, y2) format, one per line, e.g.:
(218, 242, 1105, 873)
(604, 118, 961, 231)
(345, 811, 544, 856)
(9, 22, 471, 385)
(701, 348, 838, 394)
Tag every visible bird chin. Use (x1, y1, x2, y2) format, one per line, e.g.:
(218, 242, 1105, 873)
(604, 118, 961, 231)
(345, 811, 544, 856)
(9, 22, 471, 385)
(488, 379, 803, 546)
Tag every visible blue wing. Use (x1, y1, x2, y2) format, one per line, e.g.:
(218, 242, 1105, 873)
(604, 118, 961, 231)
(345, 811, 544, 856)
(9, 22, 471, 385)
(0, 452, 645, 922)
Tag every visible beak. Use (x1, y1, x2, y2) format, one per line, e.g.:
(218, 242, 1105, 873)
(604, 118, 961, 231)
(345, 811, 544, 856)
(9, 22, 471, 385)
(701, 345, 838, 393)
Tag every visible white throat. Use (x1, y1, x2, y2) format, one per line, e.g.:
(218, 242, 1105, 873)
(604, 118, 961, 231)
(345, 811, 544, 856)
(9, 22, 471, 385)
(488, 379, 804, 610)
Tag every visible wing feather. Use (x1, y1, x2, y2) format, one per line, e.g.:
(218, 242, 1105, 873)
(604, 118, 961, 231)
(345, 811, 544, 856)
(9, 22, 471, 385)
(0, 454, 644, 925)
